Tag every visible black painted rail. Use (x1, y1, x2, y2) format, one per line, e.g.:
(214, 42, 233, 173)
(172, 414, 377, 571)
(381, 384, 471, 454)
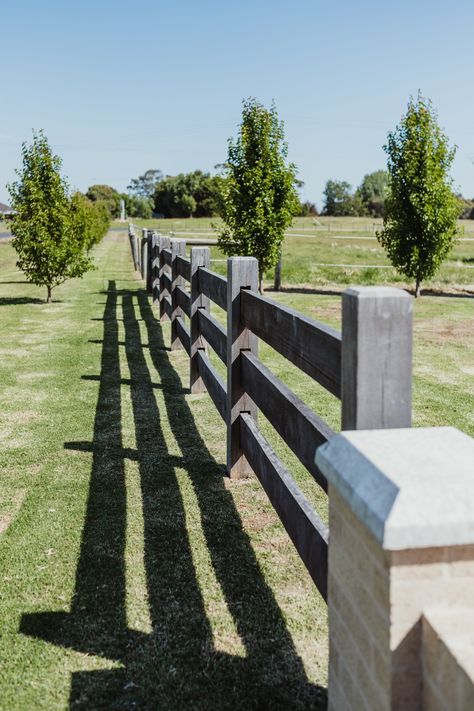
(128, 224, 413, 603)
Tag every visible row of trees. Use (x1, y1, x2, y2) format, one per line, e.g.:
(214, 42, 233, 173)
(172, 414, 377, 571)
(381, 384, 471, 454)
(323, 171, 389, 217)
(85, 172, 223, 219)
(214, 94, 460, 297)
(100, 168, 315, 219)
(322, 172, 474, 221)
(7, 93, 462, 301)
(85, 184, 153, 219)
(8, 132, 110, 302)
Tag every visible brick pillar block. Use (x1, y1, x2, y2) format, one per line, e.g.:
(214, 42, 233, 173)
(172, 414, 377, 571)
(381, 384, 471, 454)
(316, 427, 474, 711)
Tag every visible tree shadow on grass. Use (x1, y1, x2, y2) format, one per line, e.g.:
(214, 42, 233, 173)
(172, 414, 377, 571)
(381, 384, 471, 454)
(0, 296, 46, 306)
(268, 286, 343, 297)
(270, 285, 474, 299)
(0, 280, 31, 284)
(20, 281, 326, 710)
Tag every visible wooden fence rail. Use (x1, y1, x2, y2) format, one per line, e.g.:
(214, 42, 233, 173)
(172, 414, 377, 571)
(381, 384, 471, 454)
(128, 224, 413, 602)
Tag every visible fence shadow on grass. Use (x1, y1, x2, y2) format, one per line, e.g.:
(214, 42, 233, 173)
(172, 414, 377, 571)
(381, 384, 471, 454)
(20, 280, 326, 710)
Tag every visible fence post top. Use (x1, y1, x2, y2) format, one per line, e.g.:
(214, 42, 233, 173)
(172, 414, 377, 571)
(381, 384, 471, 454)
(343, 285, 413, 301)
(316, 426, 474, 551)
(227, 256, 258, 263)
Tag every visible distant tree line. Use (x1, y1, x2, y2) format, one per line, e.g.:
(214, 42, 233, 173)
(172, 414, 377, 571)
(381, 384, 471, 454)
(457, 195, 474, 219)
(323, 169, 473, 220)
(322, 170, 389, 217)
(86, 169, 317, 221)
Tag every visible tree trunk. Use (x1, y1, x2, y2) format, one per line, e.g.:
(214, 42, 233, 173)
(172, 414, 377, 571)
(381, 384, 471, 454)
(258, 270, 264, 294)
(46, 285, 52, 303)
(274, 254, 282, 291)
(415, 278, 421, 298)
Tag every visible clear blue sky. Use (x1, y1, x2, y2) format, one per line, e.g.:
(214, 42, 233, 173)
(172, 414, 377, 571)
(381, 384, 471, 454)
(2, 0, 474, 208)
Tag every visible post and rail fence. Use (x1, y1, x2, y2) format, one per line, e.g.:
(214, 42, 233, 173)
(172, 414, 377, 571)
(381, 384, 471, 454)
(127, 223, 474, 710)
(128, 223, 413, 602)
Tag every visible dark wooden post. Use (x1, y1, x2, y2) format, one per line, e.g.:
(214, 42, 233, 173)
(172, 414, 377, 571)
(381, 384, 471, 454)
(159, 235, 171, 321)
(171, 239, 186, 350)
(226, 257, 259, 478)
(136, 229, 142, 274)
(133, 234, 139, 272)
(190, 247, 210, 393)
(274, 252, 282, 291)
(129, 227, 138, 271)
(151, 232, 160, 305)
(341, 286, 413, 430)
(141, 229, 148, 283)
(146, 231, 154, 293)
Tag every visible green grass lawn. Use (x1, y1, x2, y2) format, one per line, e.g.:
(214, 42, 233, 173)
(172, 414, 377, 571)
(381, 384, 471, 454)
(122, 216, 474, 293)
(0, 233, 327, 710)
(0, 229, 473, 709)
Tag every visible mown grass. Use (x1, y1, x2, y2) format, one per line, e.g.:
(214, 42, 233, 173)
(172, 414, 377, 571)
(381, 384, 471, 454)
(123, 216, 474, 293)
(0, 233, 327, 710)
(1, 229, 473, 710)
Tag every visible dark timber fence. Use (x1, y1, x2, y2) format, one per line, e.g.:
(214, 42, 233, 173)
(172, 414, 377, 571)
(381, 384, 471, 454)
(128, 224, 413, 601)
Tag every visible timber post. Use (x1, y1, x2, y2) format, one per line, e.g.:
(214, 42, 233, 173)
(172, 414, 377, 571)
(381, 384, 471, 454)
(171, 239, 186, 350)
(141, 228, 148, 284)
(158, 235, 171, 321)
(190, 247, 210, 393)
(226, 257, 259, 478)
(341, 286, 413, 430)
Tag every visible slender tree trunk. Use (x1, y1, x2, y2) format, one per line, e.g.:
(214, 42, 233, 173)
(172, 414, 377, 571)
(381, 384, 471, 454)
(258, 269, 264, 294)
(46, 285, 52, 303)
(415, 277, 421, 298)
(274, 253, 282, 291)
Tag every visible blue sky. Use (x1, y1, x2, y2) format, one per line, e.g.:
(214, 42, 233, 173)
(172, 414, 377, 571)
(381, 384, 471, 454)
(2, 0, 474, 207)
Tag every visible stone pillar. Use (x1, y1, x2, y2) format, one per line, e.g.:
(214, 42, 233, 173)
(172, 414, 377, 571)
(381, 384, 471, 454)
(316, 427, 474, 711)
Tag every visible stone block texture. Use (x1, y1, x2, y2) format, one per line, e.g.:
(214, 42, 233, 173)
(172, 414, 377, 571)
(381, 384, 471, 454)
(327, 486, 474, 710)
(317, 428, 474, 710)
(422, 609, 474, 711)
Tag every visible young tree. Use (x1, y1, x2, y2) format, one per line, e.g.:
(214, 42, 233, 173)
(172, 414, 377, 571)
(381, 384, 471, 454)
(217, 98, 299, 291)
(8, 131, 94, 302)
(378, 94, 460, 296)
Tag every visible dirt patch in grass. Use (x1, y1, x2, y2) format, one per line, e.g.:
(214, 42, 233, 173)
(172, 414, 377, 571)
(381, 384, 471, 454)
(244, 510, 276, 532)
(416, 319, 474, 344)
(14, 410, 39, 424)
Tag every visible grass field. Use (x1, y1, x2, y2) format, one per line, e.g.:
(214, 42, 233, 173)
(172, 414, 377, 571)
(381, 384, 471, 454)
(0, 229, 473, 709)
(0, 233, 328, 710)
(123, 216, 474, 293)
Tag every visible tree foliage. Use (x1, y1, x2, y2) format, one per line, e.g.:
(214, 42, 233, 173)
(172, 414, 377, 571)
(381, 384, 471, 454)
(323, 180, 359, 216)
(377, 94, 460, 296)
(127, 169, 162, 199)
(124, 194, 153, 219)
(297, 200, 318, 216)
(86, 184, 121, 218)
(8, 132, 98, 302)
(322, 172, 389, 217)
(217, 98, 299, 289)
(71, 192, 110, 250)
(358, 170, 388, 217)
(153, 171, 223, 217)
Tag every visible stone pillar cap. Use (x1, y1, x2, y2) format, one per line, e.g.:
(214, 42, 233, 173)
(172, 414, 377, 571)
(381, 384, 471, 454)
(316, 427, 474, 550)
